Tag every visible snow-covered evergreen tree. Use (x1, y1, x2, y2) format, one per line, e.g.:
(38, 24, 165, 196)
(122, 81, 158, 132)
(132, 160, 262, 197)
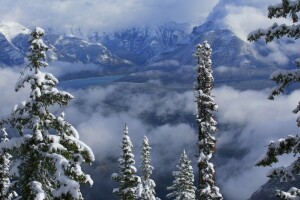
(248, 1, 300, 199)
(0, 128, 16, 200)
(112, 124, 141, 200)
(0, 27, 94, 199)
(166, 150, 196, 200)
(139, 136, 159, 200)
(194, 41, 222, 200)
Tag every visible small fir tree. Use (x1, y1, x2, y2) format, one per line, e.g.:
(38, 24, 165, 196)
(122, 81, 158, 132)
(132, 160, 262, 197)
(166, 150, 196, 200)
(0, 128, 16, 200)
(194, 41, 222, 200)
(140, 136, 159, 200)
(0, 27, 94, 199)
(248, 1, 300, 199)
(112, 124, 141, 200)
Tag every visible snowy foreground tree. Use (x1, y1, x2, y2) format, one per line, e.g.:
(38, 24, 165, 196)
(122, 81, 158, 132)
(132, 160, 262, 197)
(0, 129, 16, 200)
(248, 0, 300, 199)
(166, 150, 196, 200)
(194, 41, 222, 200)
(140, 136, 159, 200)
(0, 27, 94, 199)
(112, 125, 141, 200)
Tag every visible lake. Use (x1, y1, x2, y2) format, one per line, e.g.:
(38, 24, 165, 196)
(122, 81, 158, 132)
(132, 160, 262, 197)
(58, 75, 125, 89)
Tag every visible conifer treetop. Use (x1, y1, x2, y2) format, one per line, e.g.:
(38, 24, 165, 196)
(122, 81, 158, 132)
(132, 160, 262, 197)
(140, 135, 159, 200)
(140, 136, 154, 180)
(112, 124, 141, 199)
(0, 27, 94, 200)
(194, 41, 222, 200)
(167, 150, 196, 200)
(27, 27, 48, 71)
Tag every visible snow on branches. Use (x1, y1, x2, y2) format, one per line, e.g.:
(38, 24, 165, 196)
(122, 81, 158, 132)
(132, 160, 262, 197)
(247, 0, 300, 103)
(166, 150, 196, 200)
(194, 41, 222, 200)
(276, 187, 300, 200)
(27, 27, 48, 71)
(248, 0, 300, 42)
(256, 135, 300, 183)
(0, 27, 94, 200)
(248, 0, 300, 199)
(112, 125, 141, 200)
(0, 129, 17, 200)
(140, 136, 159, 200)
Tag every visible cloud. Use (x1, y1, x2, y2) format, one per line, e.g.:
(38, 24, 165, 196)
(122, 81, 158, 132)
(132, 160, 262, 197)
(148, 60, 180, 67)
(0, 67, 29, 116)
(215, 66, 238, 73)
(0, 0, 218, 32)
(206, 0, 290, 42)
(263, 43, 289, 65)
(44, 61, 102, 78)
(1, 67, 300, 199)
(63, 83, 300, 199)
(36, 82, 196, 177)
(214, 86, 300, 200)
(221, 0, 280, 8)
(223, 5, 291, 41)
(218, 2, 300, 66)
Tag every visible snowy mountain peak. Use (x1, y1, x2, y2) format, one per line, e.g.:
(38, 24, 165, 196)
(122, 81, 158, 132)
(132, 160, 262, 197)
(0, 22, 30, 42)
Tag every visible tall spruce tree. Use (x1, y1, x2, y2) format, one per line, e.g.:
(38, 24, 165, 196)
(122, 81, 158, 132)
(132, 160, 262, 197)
(140, 136, 159, 200)
(166, 150, 196, 200)
(0, 27, 94, 199)
(112, 124, 141, 200)
(248, 0, 300, 199)
(0, 128, 16, 200)
(194, 41, 222, 200)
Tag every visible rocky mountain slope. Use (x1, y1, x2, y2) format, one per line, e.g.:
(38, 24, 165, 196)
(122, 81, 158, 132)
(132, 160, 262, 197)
(92, 21, 191, 65)
(0, 22, 130, 66)
(249, 175, 300, 200)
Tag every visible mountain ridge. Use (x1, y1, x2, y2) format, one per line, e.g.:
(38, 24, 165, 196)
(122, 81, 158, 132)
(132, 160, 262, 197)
(0, 22, 132, 67)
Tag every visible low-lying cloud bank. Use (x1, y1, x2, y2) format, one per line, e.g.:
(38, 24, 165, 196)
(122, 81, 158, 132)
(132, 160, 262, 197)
(214, 86, 300, 200)
(1, 67, 300, 199)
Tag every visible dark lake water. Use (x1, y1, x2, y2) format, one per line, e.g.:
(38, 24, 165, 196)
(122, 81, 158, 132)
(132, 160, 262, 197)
(58, 75, 125, 89)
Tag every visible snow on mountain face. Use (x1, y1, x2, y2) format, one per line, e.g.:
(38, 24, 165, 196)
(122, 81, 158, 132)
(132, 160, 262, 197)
(0, 22, 130, 66)
(0, 22, 30, 42)
(0, 33, 24, 66)
(149, 21, 267, 70)
(88, 22, 192, 64)
(0, 22, 30, 66)
(0, 16, 294, 73)
(46, 34, 131, 65)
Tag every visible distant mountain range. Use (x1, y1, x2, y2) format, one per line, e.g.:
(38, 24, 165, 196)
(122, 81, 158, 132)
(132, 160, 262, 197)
(2, 20, 297, 93)
(0, 22, 131, 66)
(0, 20, 291, 73)
(0, 20, 283, 90)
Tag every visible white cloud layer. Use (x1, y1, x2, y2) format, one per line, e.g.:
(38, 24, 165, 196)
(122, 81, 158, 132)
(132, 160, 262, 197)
(223, 5, 291, 41)
(0, 67, 29, 116)
(1, 67, 300, 199)
(217, 1, 299, 66)
(214, 86, 300, 200)
(0, 0, 218, 32)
